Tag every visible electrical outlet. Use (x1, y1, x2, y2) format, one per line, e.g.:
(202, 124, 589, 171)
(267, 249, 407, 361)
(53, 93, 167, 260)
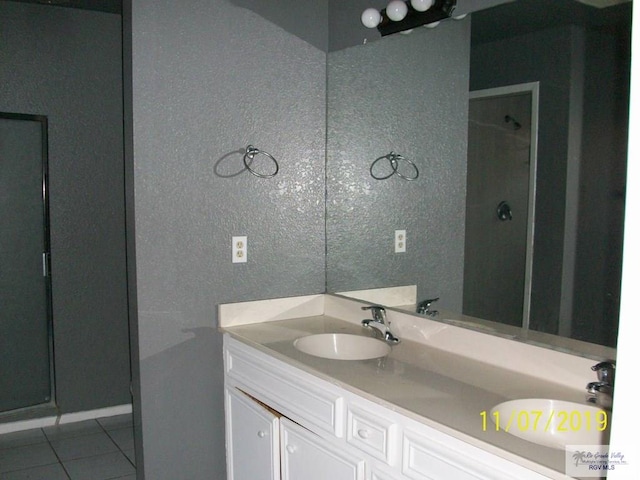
(395, 230, 406, 253)
(232, 236, 247, 263)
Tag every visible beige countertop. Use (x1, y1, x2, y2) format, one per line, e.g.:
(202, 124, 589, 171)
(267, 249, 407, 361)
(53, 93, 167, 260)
(223, 312, 608, 479)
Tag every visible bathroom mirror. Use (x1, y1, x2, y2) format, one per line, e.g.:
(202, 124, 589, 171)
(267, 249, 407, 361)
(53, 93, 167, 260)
(325, 0, 631, 351)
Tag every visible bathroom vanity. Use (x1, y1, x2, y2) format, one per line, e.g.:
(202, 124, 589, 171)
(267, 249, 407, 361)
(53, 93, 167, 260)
(221, 294, 612, 480)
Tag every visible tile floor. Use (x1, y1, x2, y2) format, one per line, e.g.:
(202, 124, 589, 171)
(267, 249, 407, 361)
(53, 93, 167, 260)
(0, 414, 136, 480)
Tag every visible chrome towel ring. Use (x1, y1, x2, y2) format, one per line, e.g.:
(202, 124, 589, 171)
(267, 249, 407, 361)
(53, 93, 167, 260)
(243, 145, 279, 178)
(370, 152, 419, 181)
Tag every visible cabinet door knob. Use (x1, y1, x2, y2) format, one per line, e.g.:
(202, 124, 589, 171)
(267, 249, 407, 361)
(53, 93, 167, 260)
(257, 430, 266, 438)
(286, 444, 297, 454)
(357, 429, 370, 439)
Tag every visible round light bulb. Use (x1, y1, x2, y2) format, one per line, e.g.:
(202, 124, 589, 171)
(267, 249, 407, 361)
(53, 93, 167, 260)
(410, 0, 434, 12)
(361, 8, 382, 28)
(386, 0, 408, 22)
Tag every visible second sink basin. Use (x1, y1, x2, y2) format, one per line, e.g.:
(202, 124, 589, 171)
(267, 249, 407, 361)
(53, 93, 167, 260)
(294, 333, 391, 360)
(490, 398, 610, 450)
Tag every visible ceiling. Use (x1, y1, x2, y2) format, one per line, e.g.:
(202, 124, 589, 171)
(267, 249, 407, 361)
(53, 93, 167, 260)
(471, 0, 632, 45)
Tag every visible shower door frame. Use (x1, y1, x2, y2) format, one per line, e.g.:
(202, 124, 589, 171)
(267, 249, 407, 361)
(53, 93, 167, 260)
(468, 81, 540, 331)
(0, 111, 55, 414)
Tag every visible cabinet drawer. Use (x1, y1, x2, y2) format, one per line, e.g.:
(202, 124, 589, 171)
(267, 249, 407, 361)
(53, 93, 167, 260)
(402, 428, 549, 480)
(225, 337, 344, 437)
(347, 404, 398, 465)
(402, 430, 483, 480)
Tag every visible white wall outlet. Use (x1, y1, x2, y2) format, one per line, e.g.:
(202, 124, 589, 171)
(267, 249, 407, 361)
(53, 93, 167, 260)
(395, 229, 406, 253)
(232, 236, 247, 263)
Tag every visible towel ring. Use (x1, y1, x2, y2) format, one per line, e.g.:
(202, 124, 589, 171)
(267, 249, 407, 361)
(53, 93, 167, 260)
(370, 152, 419, 181)
(391, 153, 419, 181)
(243, 145, 279, 178)
(370, 153, 398, 180)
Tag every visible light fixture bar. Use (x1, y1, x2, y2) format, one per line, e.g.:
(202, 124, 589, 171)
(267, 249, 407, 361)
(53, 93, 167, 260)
(377, 0, 457, 36)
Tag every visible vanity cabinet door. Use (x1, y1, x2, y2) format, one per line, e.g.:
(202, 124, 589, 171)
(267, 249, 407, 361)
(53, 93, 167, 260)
(225, 388, 280, 480)
(370, 464, 406, 480)
(281, 417, 365, 480)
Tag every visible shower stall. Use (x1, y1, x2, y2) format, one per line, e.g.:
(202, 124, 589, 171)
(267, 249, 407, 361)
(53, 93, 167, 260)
(0, 112, 54, 413)
(463, 84, 537, 329)
(0, 0, 132, 428)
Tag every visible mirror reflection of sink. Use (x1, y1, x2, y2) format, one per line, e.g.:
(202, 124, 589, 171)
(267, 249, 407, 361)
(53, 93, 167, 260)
(294, 333, 391, 360)
(490, 399, 610, 450)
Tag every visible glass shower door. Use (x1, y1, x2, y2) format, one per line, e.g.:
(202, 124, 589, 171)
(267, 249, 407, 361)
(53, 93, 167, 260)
(463, 90, 534, 328)
(0, 113, 53, 412)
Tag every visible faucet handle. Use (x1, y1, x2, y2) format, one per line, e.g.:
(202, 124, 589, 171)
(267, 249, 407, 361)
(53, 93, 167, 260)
(416, 297, 439, 315)
(587, 381, 611, 393)
(361, 305, 386, 323)
(591, 361, 616, 384)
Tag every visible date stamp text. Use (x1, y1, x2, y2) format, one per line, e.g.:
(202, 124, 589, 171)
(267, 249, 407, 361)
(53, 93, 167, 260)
(480, 409, 608, 433)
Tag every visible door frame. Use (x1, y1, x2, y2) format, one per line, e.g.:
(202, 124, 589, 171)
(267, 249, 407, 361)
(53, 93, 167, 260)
(468, 82, 540, 330)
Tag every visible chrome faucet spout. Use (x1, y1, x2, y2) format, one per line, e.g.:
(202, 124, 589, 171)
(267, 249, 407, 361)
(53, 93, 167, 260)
(361, 305, 400, 344)
(416, 297, 439, 317)
(586, 361, 615, 409)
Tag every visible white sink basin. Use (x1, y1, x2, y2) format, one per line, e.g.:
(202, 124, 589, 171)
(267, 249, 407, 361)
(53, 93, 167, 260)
(294, 333, 391, 360)
(490, 399, 610, 450)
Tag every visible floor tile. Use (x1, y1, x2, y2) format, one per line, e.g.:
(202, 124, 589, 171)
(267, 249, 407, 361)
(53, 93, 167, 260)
(0, 463, 70, 479)
(50, 431, 119, 461)
(0, 443, 58, 473)
(43, 420, 102, 441)
(1, 415, 136, 479)
(96, 414, 132, 431)
(106, 427, 134, 452)
(0, 428, 47, 450)
(63, 451, 135, 480)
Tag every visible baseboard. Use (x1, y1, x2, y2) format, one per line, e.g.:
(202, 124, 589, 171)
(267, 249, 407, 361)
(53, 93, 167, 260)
(0, 403, 132, 435)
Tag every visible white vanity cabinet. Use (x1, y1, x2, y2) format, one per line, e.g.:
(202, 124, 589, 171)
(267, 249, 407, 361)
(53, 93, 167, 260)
(223, 335, 554, 480)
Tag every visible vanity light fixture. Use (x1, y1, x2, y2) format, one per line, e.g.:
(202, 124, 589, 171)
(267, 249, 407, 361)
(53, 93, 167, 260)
(387, 0, 409, 21)
(361, 0, 457, 36)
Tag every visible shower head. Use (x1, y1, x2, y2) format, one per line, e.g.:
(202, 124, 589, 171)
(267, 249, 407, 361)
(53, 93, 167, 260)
(504, 115, 522, 130)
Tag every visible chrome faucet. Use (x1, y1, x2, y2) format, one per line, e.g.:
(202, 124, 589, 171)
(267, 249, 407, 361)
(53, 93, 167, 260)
(361, 305, 400, 344)
(586, 361, 615, 409)
(416, 297, 439, 317)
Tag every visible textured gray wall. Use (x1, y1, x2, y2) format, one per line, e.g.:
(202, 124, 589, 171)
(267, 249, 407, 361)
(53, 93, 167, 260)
(0, 1, 131, 413)
(572, 25, 629, 347)
(326, 19, 470, 312)
(130, 0, 326, 477)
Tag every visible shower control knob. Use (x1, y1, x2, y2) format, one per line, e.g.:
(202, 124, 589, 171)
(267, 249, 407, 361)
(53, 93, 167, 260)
(497, 201, 513, 221)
